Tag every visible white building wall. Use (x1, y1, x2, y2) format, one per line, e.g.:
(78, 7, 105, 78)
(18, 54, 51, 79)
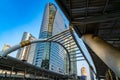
(17, 32, 36, 64)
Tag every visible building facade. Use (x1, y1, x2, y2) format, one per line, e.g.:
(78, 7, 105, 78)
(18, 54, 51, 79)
(16, 32, 36, 64)
(33, 3, 66, 74)
(2, 44, 11, 51)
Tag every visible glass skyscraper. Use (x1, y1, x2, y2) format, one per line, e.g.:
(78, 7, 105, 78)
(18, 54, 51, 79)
(33, 3, 66, 74)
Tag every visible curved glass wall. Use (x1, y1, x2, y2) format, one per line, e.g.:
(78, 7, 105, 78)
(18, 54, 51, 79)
(33, 3, 66, 74)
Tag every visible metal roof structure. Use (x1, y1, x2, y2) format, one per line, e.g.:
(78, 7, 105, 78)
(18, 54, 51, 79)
(55, 0, 120, 79)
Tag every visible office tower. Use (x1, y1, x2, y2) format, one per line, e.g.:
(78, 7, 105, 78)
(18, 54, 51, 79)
(33, 3, 66, 73)
(81, 67, 87, 80)
(16, 32, 36, 64)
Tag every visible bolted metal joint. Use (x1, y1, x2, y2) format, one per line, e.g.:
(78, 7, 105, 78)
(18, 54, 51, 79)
(20, 40, 31, 47)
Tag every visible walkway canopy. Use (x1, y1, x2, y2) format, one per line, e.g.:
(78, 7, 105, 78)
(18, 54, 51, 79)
(56, 0, 120, 78)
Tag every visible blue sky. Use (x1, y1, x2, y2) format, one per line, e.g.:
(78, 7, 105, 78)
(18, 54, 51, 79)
(0, 0, 54, 50)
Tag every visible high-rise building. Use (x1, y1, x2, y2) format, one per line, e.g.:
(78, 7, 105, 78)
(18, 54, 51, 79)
(2, 44, 11, 51)
(33, 3, 66, 74)
(16, 32, 36, 64)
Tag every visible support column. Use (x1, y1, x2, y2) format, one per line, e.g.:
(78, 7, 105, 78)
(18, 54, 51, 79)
(0, 70, 4, 80)
(81, 34, 120, 78)
(9, 66, 14, 80)
(23, 68, 27, 80)
(34, 71, 36, 80)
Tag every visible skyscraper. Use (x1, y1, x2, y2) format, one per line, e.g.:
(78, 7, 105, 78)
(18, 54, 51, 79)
(2, 44, 11, 51)
(16, 32, 36, 64)
(33, 3, 66, 74)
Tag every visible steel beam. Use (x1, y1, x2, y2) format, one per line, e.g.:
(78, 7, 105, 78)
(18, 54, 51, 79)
(70, 55, 83, 58)
(0, 39, 47, 57)
(70, 59, 85, 62)
(102, 0, 109, 13)
(72, 12, 120, 24)
(48, 29, 70, 40)
(82, 34, 120, 77)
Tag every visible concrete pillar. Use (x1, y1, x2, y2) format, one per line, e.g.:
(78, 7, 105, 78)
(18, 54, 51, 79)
(81, 34, 120, 78)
